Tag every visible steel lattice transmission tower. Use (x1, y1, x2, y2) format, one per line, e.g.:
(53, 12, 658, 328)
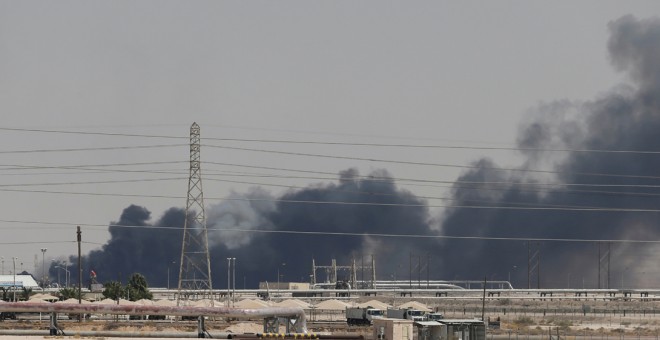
(177, 122, 213, 304)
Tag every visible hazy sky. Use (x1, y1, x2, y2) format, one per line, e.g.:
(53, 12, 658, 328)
(1, 1, 659, 278)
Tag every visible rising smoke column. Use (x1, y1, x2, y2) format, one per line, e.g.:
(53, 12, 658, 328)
(206, 168, 433, 286)
(72, 205, 185, 287)
(438, 15, 660, 288)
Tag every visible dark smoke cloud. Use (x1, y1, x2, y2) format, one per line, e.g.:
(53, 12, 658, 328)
(60, 205, 185, 288)
(210, 168, 432, 286)
(59, 15, 660, 289)
(61, 169, 432, 288)
(439, 15, 660, 288)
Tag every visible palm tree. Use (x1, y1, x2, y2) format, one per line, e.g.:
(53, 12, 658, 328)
(58, 287, 80, 300)
(20, 287, 33, 301)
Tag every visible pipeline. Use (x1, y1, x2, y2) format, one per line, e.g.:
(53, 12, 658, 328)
(0, 330, 364, 339)
(230, 334, 363, 340)
(0, 329, 234, 338)
(0, 302, 307, 334)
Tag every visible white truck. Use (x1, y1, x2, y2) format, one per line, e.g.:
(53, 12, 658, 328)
(386, 308, 426, 321)
(346, 307, 385, 325)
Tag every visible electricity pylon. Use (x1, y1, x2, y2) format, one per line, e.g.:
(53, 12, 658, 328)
(177, 122, 213, 304)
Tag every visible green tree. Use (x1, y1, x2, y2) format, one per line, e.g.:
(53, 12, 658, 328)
(101, 281, 125, 300)
(58, 287, 81, 300)
(126, 273, 153, 301)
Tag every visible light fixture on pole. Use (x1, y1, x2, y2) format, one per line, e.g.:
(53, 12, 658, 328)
(1, 257, 4, 275)
(167, 261, 176, 290)
(55, 266, 70, 288)
(52, 260, 61, 287)
(40, 248, 47, 289)
(226, 258, 231, 307)
(232, 258, 236, 305)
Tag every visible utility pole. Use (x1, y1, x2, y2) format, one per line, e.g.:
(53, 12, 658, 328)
(12, 257, 17, 301)
(40, 248, 47, 289)
(77, 226, 82, 309)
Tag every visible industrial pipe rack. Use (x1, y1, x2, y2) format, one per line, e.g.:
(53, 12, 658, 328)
(0, 302, 307, 338)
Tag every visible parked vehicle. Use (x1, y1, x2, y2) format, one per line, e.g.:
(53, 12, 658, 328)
(346, 307, 385, 325)
(426, 312, 444, 321)
(386, 308, 426, 321)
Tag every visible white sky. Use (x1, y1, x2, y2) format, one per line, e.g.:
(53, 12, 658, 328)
(1, 1, 659, 276)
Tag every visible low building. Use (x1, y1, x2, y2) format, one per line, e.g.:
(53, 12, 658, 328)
(373, 318, 414, 340)
(0, 275, 40, 289)
(415, 319, 486, 340)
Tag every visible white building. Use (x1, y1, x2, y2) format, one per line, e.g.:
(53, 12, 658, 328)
(0, 274, 40, 288)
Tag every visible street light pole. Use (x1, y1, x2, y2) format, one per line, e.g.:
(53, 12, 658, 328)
(1, 257, 4, 275)
(232, 258, 236, 305)
(65, 261, 69, 288)
(167, 261, 175, 290)
(55, 266, 70, 288)
(226, 258, 231, 307)
(40, 248, 47, 289)
(53, 260, 61, 287)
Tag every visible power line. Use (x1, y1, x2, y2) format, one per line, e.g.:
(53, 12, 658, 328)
(0, 160, 185, 171)
(0, 241, 76, 245)
(3, 158, 660, 195)
(0, 187, 659, 212)
(205, 168, 660, 190)
(5, 127, 660, 183)
(0, 127, 186, 140)
(0, 172, 636, 211)
(3, 158, 660, 203)
(0, 161, 186, 177)
(0, 177, 186, 188)
(203, 144, 660, 181)
(202, 170, 660, 203)
(2, 159, 660, 208)
(0, 144, 186, 154)
(0, 218, 659, 245)
(203, 178, 612, 210)
(6, 126, 660, 155)
(4, 157, 657, 190)
(208, 138, 660, 155)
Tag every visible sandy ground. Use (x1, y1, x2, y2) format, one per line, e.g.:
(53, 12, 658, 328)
(4, 296, 660, 337)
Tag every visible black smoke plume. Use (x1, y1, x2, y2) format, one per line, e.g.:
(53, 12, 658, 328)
(439, 15, 660, 288)
(58, 15, 660, 289)
(63, 169, 432, 288)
